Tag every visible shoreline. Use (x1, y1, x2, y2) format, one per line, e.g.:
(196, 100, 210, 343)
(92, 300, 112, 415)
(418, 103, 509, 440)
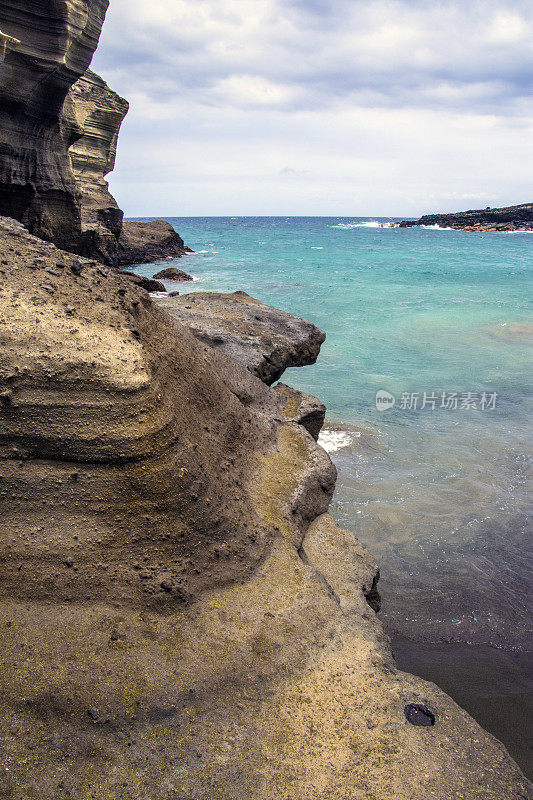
(391, 635, 533, 780)
(314, 417, 532, 778)
(0, 0, 530, 790)
(397, 202, 533, 233)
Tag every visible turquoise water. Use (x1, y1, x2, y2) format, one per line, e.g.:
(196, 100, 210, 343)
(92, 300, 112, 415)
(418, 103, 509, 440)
(131, 217, 532, 652)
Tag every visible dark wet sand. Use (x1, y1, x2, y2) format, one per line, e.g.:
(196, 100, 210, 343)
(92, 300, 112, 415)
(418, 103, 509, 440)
(391, 636, 533, 780)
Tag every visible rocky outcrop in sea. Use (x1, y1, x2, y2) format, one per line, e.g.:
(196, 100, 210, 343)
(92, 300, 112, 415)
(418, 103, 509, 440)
(398, 202, 533, 231)
(117, 219, 192, 266)
(0, 0, 190, 265)
(0, 214, 531, 798)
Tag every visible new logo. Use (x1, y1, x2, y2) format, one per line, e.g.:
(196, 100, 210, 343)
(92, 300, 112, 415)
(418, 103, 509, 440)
(375, 390, 396, 411)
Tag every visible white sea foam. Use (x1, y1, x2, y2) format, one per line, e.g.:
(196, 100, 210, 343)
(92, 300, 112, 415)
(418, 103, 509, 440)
(419, 224, 455, 231)
(317, 428, 354, 453)
(329, 220, 389, 229)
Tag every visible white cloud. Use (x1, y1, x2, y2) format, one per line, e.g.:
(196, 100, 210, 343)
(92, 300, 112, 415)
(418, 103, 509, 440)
(210, 74, 300, 108)
(483, 11, 529, 44)
(91, 0, 533, 215)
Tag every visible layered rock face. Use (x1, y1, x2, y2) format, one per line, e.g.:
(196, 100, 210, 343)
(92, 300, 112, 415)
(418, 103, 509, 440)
(0, 215, 289, 609)
(66, 73, 192, 265)
(0, 219, 531, 799)
(66, 68, 129, 262)
(399, 202, 533, 231)
(0, 3, 190, 265)
(0, 0, 109, 250)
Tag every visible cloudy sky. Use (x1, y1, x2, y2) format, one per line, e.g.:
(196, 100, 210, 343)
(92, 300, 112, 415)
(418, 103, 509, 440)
(91, 0, 533, 217)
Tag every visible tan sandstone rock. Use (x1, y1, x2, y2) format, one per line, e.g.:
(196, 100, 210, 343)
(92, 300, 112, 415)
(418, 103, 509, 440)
(155, 290, 327, 385)
(0, 219, 531, 799)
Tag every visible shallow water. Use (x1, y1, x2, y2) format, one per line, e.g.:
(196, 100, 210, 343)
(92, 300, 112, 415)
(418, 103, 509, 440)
(130, 216, 532, 772)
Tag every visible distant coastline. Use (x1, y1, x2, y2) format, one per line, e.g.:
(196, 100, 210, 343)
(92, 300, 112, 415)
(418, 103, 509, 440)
(396, 202, 533, 232)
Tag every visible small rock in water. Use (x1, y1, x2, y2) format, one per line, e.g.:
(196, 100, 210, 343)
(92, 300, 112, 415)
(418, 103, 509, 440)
(404, 703, 435, 726)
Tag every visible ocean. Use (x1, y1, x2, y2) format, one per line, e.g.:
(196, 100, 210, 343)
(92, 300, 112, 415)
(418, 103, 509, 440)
(129, 216, 532, 776)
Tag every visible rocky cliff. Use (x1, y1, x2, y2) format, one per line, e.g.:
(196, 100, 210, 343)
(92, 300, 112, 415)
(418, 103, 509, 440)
(66, 70, 192, 265)
(0, 0, 109, 250)
(0, 2, 190, 265)
(399, 202, 533, 231)
(66, 68, 129, 262)
(0, 216, 531, 799)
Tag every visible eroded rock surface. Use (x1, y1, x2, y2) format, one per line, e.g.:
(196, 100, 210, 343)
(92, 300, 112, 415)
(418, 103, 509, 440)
(155, 290, 327, 385)
(0, 222, 531, 799)
(0, 0, 109, 249)
(0, 217, 288, 608)
(66, 75, 192, 266)
(117, 219, 192, 266)
(0, 4, 191, 264)
(273, 382, 326, 440)
(66, 69, 129, 263)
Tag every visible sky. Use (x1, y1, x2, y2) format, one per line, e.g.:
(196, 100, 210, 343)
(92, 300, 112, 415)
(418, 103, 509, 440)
(91, 0, 533, 217)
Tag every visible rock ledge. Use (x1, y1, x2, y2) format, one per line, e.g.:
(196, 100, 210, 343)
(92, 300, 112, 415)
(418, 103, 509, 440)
(155, 290, 326, 385)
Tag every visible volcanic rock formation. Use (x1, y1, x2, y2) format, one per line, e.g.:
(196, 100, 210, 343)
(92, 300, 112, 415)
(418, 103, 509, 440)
(398, 202, 533, 231)
(117, 219, 192, 266)
(153, 266, 193, 281)
(0, 0, 109, 250)
(66, 68, 129, 262)
(155, 290, 327, 385)
(0, 1, 190, 265)
(66, 75, 192, 265)
(0, 216, 531, 799)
